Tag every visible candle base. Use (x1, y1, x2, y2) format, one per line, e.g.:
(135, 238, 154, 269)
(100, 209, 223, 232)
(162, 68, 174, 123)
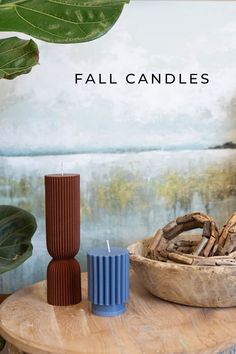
(92, 303, 126, 317)
(47, 259, 81, 306)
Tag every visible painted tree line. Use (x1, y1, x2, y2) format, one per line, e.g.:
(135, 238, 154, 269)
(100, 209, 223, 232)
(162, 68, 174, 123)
(0, 162, 235, 222)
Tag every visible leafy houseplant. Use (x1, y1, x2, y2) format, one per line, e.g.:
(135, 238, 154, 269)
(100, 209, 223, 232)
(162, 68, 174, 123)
(0, 205, 37, 350)
(0, 0, 129, 79)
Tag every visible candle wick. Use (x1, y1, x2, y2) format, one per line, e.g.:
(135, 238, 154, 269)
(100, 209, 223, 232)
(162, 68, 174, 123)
(106, 240, 111, 253)
(61, 161, 64, 176)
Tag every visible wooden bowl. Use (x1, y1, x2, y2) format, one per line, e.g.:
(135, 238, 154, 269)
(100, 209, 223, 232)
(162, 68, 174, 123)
(128, 237, 236, 307)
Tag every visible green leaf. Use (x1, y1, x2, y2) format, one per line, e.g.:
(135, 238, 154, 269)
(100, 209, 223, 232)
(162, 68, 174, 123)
(0, 205, 37, 274)
(0, 37, 39, 80)
(0, 336, 5, 351)
(0, 0, 130, 43)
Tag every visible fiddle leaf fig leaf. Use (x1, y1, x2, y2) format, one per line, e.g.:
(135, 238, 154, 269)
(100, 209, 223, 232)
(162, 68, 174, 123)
(0, 0, 130, 43)
(0, 37, 39, 80)
(0, 205, 37, 274)
(0, 336, 5, 351)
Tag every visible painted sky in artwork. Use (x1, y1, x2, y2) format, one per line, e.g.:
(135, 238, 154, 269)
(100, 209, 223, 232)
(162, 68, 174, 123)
(0, 1, 236, 154)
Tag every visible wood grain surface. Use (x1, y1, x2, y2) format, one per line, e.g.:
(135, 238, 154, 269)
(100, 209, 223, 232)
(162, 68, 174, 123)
(0, 273, 236, 354)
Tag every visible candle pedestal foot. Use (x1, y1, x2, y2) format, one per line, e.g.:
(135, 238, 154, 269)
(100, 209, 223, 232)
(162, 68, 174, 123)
(92, 303, 125, 317)
(47, 259, 81, 306)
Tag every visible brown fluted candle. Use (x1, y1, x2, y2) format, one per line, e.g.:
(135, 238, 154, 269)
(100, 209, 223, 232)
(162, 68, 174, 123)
(45, 174, 81, 306)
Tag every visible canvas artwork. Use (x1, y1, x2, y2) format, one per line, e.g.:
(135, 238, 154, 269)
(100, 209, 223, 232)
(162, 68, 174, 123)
(0, 1, 236, 293)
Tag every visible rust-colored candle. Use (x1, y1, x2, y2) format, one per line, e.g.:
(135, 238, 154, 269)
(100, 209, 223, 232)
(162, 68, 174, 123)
(45, 174, 81, 306)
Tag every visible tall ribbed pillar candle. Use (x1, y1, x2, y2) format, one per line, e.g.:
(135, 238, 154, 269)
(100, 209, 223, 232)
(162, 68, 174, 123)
(45, 174, 81, 306)
(87, 247, 129, 316)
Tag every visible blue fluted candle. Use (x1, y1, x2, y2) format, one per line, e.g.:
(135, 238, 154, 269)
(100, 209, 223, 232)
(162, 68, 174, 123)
(87, 246, 129, 317)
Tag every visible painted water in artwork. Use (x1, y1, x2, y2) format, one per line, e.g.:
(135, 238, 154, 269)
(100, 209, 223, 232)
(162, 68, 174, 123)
(0, 149, 235, 292)
(0, 1, 236, 292)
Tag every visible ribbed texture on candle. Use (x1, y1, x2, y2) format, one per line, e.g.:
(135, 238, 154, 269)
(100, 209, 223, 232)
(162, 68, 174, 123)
(47, 259, 81, 306)
(45, 174, 80, 259)
(87, 253, 129, 306)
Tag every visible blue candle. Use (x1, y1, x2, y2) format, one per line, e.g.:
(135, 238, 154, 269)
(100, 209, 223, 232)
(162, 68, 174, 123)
(87, 244, 129, 317)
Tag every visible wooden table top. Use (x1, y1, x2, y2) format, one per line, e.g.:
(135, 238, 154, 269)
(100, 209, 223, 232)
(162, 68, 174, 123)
(0, 272, 236, 354)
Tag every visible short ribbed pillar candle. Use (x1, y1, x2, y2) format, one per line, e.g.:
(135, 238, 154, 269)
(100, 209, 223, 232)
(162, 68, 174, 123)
(45, 174, 81, 306)
(87, 247, 129, 316)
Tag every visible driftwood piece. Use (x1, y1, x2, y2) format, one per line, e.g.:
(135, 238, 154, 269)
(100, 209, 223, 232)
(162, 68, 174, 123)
(166, 243, 176, 252)
(203, 221, 219, 257)
(203, 236, 216, 257)
(176, 212, 210, 225)
(163, 220, 177, 234)
(193, 213, 212, 224)
(182, 220, 202, 232)
(218, 212, 236, 248)
(210, 222, 219, 256)
(156, 237, 168, 251)
(212, 222, 219, 240)
(212, 243, 219, 256)
(177, 246, 195, 253)
(202, 221, 211, 238)
(175, 240, 199, 247)
(146, 229, 163, 256)
(167, 252, 193, 265)
(164, 224, 185, 240)
(193, 236, 208, 256)
(222, 232, 236, 255)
